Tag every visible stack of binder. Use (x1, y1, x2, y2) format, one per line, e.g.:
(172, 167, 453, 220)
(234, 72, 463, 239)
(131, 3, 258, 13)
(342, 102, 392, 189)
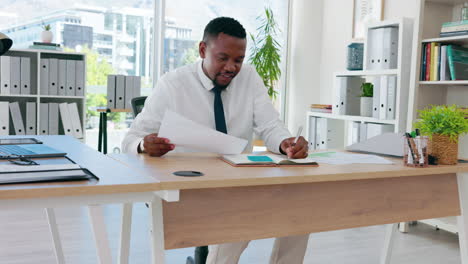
(308, 117, 345, 150)
(333, 77, 364, 116)
(0, 101, 82, 138)
(0, 56, 31, 95)
(0, 101, 36, 136)
(58, 103, 83, 138)
(107, 75, 142, 109)
(40, 58, 85, 96)
(348, 122, 394, 144)
(366, 26, 399, 70)
(372, 76, 397, 120)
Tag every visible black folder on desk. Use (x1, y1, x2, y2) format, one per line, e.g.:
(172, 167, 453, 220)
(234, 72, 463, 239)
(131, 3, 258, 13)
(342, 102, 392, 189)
(0, 168, 98, 185)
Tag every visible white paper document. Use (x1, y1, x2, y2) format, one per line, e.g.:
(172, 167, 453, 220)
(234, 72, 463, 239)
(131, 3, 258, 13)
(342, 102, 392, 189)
(307, 151, 394, 165)
(158, 110, 248, 154)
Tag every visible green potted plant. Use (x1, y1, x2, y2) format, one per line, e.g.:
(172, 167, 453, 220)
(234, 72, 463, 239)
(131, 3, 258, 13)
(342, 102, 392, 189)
(249, 7, 282, 101)
(359, 82, 373, 117)
(41, 23, 53, 43)
(414, 105, 468, 165)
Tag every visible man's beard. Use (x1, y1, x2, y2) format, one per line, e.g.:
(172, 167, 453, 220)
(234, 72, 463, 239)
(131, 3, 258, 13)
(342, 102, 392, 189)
(212, 72, 235, 89)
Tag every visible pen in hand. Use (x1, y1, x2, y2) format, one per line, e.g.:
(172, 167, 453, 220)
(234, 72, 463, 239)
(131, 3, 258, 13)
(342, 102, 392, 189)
(292, 126, 303, 147)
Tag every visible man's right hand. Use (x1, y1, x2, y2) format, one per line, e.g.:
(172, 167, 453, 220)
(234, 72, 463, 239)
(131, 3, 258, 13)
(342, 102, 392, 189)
(142, 133, 175, 157)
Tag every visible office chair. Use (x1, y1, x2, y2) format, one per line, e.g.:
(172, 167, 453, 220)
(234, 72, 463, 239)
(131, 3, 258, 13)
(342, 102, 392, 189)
(131, 96, 148, 117)
(131, 95, 207, 264)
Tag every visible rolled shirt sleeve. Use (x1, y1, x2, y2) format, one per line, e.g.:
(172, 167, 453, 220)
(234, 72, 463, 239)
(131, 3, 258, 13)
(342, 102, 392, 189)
(122, 78, 172, 154)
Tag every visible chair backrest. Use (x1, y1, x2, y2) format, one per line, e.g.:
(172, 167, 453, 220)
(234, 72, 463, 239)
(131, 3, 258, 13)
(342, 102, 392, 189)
(131, 96, 148, 117)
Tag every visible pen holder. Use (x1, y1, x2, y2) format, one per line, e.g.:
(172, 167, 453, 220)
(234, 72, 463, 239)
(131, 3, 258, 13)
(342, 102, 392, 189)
(403, 136, 429, 168)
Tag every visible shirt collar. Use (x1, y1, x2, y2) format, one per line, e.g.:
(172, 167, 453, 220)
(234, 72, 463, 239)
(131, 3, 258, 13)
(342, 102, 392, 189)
(197, 60, 216, 91)
(197, 60, 234, 91)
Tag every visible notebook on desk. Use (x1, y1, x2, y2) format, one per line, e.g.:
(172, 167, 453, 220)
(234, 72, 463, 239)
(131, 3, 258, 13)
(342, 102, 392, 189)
(0, 144, 66, 158)
(222, 154, 319, 167)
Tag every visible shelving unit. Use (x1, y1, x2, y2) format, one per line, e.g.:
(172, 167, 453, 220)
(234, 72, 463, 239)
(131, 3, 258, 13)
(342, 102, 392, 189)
(406, 0, 468, 233)
(306, 112, 397, 125)
(334, 69, 399, 76)
(307, 18, 414, 150)
(419, 80, 468, 85)
(0, 49, 86, 139)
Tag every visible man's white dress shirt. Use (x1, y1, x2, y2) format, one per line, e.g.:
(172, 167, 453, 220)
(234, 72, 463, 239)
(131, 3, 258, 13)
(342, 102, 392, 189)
(122, 60, 291, 154)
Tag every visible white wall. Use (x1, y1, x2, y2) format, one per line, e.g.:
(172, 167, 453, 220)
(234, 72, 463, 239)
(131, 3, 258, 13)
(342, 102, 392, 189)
(286, 0, 421, 134)
(286, 0, 324, 132)
(318, 0, 353, 104)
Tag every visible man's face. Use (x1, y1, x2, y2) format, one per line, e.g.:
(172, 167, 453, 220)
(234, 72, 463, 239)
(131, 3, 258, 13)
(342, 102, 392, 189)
(199, 33, 246, 88)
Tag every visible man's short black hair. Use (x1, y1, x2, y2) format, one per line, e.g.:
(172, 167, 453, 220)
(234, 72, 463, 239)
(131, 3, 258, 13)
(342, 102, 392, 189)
(202, 17, 246, 43)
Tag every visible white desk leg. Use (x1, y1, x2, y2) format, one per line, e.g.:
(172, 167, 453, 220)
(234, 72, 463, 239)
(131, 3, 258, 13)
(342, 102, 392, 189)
(457, 172, 468, 264)
(380, 223, 398, 264)
(149, 196, 166, 264)
(118, 203, 133, 264)
(88, 205, 113, 264)
(45, 208, 66, 264)
(399, 222, 409, 233)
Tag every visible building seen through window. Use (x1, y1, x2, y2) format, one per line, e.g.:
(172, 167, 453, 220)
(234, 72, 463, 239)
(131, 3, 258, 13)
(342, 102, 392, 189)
(0, 1, 289, 153)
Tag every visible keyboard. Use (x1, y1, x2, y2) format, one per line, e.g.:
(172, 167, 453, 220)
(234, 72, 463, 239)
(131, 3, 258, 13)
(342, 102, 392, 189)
(0, 145, 36, 156)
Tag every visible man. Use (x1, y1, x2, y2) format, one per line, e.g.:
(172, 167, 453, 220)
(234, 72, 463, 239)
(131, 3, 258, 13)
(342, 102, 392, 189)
(123, 17, 309, 264)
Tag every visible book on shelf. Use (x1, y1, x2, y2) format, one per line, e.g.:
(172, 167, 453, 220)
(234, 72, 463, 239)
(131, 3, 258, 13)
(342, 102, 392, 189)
(33, 42, 61, 47)
(310, 108, 332, 113)
(310, 104, 332, 113)
(311, 104, 332, 109)
(420, 43, 468, 81)
(441, 20, 468, 33)
(29, 45, 63, 51)
(439, 30, 468, 38)
(447, 45, 468, 80)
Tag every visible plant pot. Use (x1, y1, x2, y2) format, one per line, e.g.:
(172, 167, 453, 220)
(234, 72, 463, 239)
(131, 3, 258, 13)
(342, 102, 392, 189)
(360, 97, 373, 117)
(431, 134, 458, 165)
(41, 31, 53, 43)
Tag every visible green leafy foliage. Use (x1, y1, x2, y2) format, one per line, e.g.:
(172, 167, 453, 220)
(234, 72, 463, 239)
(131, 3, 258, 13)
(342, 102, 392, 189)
(64, 46, 115, 86)
(42, 24, 51, 31)
(86, 93, 125, 123)
(360, 82, 373, 97)
(64, 46, 122, 123)
(249, 7, 282, 101)
(182, 43, 200, 66)
(414, 105, 468, 142)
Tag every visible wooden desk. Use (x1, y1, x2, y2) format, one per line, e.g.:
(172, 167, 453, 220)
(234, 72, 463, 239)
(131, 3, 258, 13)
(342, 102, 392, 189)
(110, 152, 468, 264)
(0, 135, 159, 264)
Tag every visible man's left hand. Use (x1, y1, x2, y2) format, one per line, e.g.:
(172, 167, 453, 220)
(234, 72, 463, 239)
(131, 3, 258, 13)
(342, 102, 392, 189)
(280, 136, 308, 159)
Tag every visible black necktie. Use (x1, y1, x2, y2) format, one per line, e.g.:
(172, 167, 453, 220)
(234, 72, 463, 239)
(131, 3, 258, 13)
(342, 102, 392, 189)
(212, 86, 227, 134)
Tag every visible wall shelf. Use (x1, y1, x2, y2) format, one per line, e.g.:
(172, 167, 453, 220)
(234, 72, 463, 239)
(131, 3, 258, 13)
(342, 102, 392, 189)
(419, 80, 468, 85)
(422, 35, 468, 45)
(335, 69, 398, 77)
(306, 112, 397, 125)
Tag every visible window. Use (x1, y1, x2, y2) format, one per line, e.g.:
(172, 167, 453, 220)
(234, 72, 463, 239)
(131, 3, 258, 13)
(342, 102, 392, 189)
(161, 0, 290, 112)
(0, 0, 290, 153)
(0, 2, 155, 154)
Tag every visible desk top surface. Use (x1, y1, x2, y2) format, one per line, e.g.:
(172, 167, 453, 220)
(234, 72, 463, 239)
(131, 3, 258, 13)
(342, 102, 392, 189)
(109, 152, 468, 191)
(0, 136, 159, 199)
